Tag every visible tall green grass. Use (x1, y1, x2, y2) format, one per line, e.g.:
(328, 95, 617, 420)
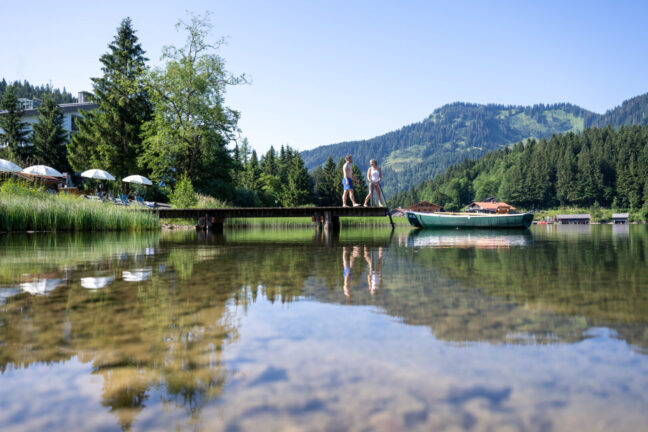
(224, 216, 407, 227)
(0, 179, 159, 232)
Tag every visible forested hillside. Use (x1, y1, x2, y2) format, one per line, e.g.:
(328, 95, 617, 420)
(0, 79, 76, 104)
(587, 93, 648, 128)
(390, 125, 648, 214)
(302, 93, 648, 195)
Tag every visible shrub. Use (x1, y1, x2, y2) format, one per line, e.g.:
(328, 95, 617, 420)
(170, 174, 198, 208)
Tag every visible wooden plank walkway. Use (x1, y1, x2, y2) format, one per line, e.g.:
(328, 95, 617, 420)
(154, 206, 388, 219)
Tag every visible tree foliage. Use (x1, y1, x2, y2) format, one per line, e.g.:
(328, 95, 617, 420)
(0, 87, 30, 164)
(67, 17, 151, 181)
(31, 95, 69, 170)
(0, 78, 76, 104)
(170, 174, 198, 208)
(140, 13, 244, 198)
(391, 125, 648, 211)
(302, 93, 648, 195)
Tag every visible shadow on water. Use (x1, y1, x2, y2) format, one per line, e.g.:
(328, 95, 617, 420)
(1, 226, 648, 428)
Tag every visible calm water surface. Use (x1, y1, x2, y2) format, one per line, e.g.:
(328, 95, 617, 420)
(0, 225, 647, 431)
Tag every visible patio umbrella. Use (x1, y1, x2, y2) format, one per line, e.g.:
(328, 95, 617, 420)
(22, 165, 64, 177)
(81, 168, 116, 181)
(0, 158, 22, 172)
(122, 174, 153, 185)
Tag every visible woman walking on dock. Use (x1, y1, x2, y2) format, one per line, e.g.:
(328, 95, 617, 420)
(364, 159, 383, 207)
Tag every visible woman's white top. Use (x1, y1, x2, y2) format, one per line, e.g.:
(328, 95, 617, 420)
(369, 167, 380, 183)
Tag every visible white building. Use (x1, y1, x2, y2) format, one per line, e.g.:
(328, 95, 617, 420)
(0, 93, 96, 148)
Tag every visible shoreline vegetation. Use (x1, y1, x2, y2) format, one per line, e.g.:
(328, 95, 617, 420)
(0, 180, 159, 232)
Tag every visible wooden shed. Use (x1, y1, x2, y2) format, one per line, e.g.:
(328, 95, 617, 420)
(612, 213, 629, 225)
(555, 214, 591, 224)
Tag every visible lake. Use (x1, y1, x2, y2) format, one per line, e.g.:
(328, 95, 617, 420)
(1, 225, 647, 431)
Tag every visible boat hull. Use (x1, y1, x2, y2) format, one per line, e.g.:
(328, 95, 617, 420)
(406, 211, 534, 229)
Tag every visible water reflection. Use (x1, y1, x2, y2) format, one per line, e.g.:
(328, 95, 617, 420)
(407, 228, 533, 248)
(122, 268, 153, 282)
(364, 246, 383, 294)
(20, 278, 64, 295)
(342, 246, 360, 298)
(81, 275, 115, 290)
(613, 224, 630, 237)
(0, 227, 647, 430)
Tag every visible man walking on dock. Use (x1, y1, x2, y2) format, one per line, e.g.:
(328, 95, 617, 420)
(342, 155, 361, 207)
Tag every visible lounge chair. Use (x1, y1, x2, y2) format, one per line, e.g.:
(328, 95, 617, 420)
(107, 193, 122, 205)
(136, 196, 156, 208)
(119, 194, 130, 206)
(96, 191, 107, 202)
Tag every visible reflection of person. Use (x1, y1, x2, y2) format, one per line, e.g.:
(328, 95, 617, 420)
(342, 155, 361, 207)
(364, 246, 383, 295)
(364, 159, 383, 207)
(342, 246, 360, 298)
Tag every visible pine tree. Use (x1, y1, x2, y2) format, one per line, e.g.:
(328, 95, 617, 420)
(313, 155, 338, 205)
(232, 143, 243, 185)
(31, 95, 69, 170)
(352, 164, 368, 201)
(0, 87, 30, 164)
(68, 17, 151, 182)
(242, 150, 261, 192)
(280, 155, 312, 206)
(262, 146, 278, 176)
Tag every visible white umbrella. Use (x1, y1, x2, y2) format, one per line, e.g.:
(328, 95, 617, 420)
(22, 165, 64, 177)
(122, 175, 152, 185)
(0, 159, 22, 173)
(81, 169, 116, 181)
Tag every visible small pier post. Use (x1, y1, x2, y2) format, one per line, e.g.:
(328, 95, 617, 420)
(209, 217, 224, 233)
(324, 211, 340, 233)
(314, 211, 323, 234)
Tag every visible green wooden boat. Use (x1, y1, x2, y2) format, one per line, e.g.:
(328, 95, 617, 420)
(406, 211, 534, 229)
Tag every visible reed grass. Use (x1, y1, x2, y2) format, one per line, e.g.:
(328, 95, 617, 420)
(0, 180, 159, 232)
(223, 216, 408, 227)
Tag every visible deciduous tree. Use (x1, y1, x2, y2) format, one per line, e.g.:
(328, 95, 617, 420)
(140, 13, 245, 197)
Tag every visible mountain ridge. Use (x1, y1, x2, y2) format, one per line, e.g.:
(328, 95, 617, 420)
(301, 93, 648, 195)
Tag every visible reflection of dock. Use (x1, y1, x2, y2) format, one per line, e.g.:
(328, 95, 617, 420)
(191, 228, 396, 248)
(406, 229, 532, 249)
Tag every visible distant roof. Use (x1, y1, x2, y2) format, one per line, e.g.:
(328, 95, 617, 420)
(612, 213, 629, 218)
(556, 214, 590, 219)
(468, 201, 516, 210)
(0, 101, 97, 116)
(411, 201, 441, 207)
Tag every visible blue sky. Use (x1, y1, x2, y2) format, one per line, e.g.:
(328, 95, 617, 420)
(2, 0, 647, 153)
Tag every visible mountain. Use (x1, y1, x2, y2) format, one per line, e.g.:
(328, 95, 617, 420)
(301, 93, 648, 195)
(389, 124, 648, 212)
(588, 92, 648, 128)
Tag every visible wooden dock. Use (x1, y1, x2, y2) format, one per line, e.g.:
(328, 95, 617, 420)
(153, 206, 391, 232)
